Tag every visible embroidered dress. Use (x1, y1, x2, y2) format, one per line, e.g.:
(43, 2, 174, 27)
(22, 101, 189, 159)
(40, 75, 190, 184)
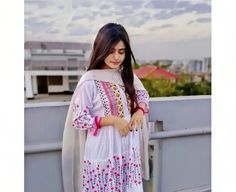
(72, 80, 149, 192)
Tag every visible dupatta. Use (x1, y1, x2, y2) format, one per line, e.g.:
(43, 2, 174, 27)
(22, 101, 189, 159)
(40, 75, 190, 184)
(62, 69, 150, 192)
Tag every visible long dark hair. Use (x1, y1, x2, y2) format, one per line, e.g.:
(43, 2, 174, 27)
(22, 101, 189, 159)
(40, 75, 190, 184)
(87, 23, 138, 115)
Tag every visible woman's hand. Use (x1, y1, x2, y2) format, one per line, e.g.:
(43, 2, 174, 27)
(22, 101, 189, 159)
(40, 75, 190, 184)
(129, 109, 143, 131)
(112, 116, 130, 137)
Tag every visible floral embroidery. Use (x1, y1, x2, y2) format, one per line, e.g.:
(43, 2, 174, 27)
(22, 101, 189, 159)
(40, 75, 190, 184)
(95, 80, 111, 116)
(82, 147, 142, 192)
(118, 85, 132, 114)
(110, 83, 124, 118)
(95, 81, 126, 118)
(72, 104, 96, 131)
(136, 90, 149, 109)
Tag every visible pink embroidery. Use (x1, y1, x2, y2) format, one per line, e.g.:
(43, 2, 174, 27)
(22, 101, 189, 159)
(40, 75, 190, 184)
(96, 81, 126, 117)
(82, 147, 142, 192)
(136, 90, 149, 109)
(72, 104, 96, 131)
(92, 116, 101, 136)
(100, 82, 118, 116)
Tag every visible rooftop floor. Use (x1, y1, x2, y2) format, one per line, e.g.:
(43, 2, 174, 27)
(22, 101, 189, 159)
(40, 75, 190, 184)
(25, 93, 73, 103)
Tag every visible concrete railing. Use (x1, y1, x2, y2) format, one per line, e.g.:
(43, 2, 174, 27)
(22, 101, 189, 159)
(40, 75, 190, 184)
(147, 126, 211, 192)
(149, 127, 211, 140)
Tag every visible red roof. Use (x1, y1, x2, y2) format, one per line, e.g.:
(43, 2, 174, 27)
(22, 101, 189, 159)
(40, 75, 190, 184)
(134, 65, 178, 80)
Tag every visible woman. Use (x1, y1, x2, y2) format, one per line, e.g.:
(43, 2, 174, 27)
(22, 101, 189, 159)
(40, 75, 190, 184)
(62, 23, 150, 192)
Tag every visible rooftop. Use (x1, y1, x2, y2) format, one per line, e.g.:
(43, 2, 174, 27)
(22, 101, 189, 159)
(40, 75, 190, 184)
(134, 65, 179, 80)
(24, 93, 72, 103)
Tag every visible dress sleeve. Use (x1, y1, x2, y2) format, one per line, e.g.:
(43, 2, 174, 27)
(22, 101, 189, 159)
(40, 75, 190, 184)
(72, 80, 98, 132)
(136, 89, 149, 113)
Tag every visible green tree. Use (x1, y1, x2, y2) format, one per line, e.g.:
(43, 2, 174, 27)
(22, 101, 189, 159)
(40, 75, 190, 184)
(160, 63, 171, 69)
(133, 62, 141, 69)
(177, 73, 191, 84)
(141, 76, 211, 97)
(152, 60, 160, 67)
(141, 78, 181, 97)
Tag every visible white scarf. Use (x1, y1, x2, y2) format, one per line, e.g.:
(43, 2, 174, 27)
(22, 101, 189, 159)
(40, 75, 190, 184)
(62, 69, 150, 192)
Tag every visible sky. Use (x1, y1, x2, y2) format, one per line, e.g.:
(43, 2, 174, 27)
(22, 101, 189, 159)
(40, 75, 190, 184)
(25, 0, 211, 61)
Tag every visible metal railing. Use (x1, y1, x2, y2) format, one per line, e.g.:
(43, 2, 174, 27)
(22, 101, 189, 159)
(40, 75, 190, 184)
(149, 127, 211, 140)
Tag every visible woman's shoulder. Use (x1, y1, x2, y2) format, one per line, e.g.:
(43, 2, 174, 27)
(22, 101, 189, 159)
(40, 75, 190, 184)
(133, 73, 146, 91)
(78, 79, 95, 88)
(78, 69, 100, 82)
(73, 79, 96, 99)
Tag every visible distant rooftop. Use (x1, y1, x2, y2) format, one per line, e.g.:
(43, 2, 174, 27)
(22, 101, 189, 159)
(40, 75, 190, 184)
(134, 65, 179, 80)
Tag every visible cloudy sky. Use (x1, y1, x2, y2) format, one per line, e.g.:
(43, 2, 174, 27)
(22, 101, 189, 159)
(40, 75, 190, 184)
(25, 0, 211, 61)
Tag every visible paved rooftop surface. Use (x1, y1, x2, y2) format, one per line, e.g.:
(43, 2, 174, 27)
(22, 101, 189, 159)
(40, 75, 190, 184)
(25, 94, 73, 103)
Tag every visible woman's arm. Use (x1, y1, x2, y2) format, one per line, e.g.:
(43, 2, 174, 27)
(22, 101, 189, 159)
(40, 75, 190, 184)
(72, 81, 97, 131)
(129, 90, 150, 130)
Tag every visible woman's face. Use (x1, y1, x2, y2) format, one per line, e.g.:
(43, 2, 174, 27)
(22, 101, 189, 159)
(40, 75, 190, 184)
(103, 40, 126, 69)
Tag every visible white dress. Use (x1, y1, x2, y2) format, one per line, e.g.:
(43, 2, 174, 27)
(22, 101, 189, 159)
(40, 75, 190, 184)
(72, 79, 149, 192)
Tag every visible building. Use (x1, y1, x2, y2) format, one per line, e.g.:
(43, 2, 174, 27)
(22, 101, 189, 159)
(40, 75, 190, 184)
(184, 58, 211, 82)
(203, 57, 211, 73)
(169, 60, 185, 74)
(185, 57, 211, 73)
(185, 60, 203, 73)
(24, 41, 91, 99)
